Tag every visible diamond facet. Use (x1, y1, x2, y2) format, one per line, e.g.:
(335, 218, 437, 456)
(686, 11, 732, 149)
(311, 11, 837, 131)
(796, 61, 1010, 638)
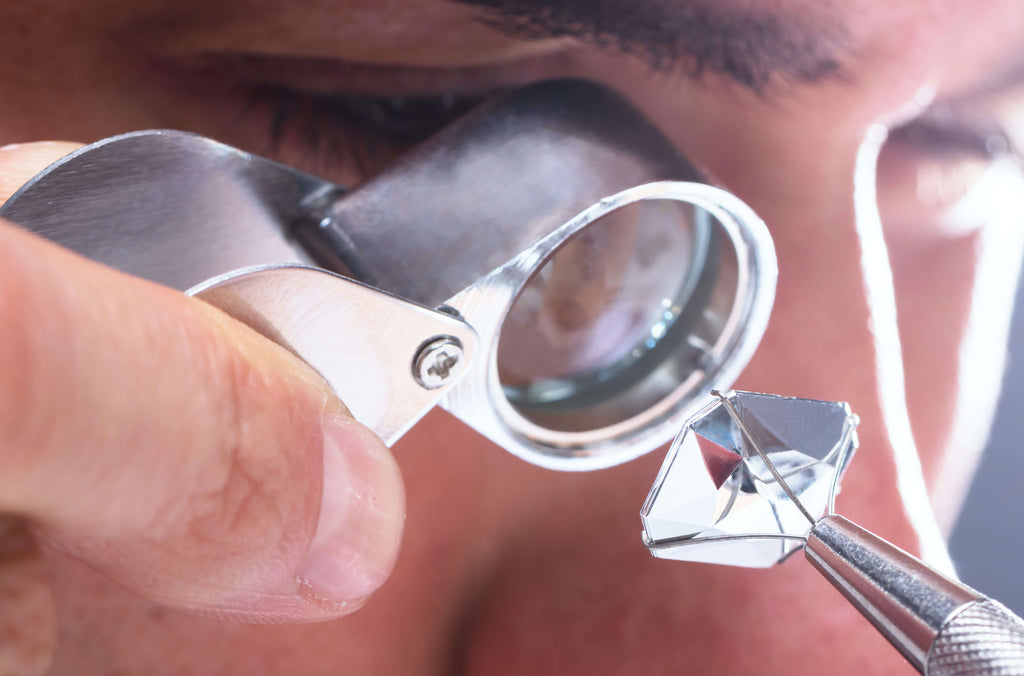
(640, 390, 858, 568)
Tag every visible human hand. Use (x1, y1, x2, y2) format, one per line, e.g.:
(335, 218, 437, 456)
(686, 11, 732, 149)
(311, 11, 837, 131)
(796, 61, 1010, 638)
(0, 142, 405, 624)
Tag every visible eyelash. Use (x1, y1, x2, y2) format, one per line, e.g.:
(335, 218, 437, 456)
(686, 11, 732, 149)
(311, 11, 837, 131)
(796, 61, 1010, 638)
(249, 86, 494, 174)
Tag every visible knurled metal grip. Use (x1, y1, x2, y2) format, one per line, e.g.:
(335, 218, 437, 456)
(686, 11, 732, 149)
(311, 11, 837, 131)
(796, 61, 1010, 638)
(806, 515, 1024, 676)
(805, 515, 979, 671)
(926, 598, 1024, 676)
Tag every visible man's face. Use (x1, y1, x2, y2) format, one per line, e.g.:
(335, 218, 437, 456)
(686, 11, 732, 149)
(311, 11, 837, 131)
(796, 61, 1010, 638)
(2, 0, 1023, 673)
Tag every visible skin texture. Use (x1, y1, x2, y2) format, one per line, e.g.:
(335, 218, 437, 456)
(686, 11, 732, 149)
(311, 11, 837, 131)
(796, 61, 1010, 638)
(1, 0, 1024, 674)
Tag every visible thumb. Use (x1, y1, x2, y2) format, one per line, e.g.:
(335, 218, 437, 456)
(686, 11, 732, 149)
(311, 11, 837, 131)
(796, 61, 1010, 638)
(0, 142, 405, 622)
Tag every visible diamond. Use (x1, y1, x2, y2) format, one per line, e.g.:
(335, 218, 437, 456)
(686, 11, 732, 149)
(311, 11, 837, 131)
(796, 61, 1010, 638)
(640, 390, 858, 568)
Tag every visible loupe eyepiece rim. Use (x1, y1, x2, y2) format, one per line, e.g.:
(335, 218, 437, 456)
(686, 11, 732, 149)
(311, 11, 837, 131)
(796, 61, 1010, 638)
(441, 180, 778, 471)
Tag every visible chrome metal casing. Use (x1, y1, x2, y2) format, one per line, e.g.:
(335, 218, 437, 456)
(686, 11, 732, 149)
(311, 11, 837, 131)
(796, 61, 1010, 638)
(0, 80, 776, 470)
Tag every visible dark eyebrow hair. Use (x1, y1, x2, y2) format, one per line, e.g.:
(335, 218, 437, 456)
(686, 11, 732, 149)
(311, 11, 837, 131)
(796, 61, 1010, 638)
(454, 0, 849, 91)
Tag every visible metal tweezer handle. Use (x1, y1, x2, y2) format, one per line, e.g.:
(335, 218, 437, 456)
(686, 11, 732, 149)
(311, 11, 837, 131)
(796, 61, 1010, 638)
(806, 515, 1024, 675)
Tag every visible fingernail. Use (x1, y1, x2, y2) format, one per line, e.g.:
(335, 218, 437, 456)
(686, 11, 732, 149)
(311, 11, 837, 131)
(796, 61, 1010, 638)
(297, 414, 405, 603)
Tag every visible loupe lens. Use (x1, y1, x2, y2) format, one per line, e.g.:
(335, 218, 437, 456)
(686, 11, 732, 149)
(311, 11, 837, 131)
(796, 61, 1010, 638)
(497, 199, 737, 432)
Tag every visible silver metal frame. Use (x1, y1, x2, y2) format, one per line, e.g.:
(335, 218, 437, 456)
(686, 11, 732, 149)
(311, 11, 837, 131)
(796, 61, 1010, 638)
(443, 183, 776, 470)
(0, 80, 777, 470)
(189, 264, 479, 445)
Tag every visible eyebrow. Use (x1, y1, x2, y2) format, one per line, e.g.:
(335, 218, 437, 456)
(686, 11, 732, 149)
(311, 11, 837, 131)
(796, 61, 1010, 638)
(454, 0, 850, 91)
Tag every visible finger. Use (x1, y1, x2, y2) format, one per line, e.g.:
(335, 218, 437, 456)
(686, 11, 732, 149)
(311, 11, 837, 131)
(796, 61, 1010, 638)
(0, 141, 82, 203)
(0, 142, 405, 622)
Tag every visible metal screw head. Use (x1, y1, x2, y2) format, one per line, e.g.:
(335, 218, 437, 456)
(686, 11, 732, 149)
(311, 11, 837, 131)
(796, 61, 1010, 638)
(413, 336, 464, 389)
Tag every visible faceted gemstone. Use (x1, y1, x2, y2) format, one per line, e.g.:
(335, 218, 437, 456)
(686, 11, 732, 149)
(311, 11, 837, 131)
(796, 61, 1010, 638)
(640, 390, 858, 568)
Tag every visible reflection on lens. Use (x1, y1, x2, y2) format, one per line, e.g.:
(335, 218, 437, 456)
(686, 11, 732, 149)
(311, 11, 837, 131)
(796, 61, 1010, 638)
(497, 199, 737, 432)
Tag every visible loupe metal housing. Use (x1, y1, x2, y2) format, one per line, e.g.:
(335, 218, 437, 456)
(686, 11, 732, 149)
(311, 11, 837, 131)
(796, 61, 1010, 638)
(0, 80, 776, 470)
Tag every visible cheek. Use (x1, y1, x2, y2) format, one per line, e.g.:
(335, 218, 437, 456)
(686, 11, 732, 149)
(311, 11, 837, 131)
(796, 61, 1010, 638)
(456, 478, 911, 676)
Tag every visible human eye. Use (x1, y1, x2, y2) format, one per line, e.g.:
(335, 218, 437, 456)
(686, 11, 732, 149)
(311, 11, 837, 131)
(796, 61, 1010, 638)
(876, 89, 1023, 244)
(158, 50, 571, 183)
(248, 86, 497, 175)
(205, 61, 498, 180)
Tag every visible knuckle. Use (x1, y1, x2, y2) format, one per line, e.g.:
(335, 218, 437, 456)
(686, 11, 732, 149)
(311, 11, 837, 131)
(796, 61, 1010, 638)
(179, 347, 320, 559)
(0, 234, 64, 475)
(186, 443, 287, 553)
(0, 518, 55, 676)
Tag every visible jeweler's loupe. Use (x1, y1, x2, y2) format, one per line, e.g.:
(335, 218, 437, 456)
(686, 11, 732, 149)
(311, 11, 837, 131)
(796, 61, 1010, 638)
(0, 79, 776, 470)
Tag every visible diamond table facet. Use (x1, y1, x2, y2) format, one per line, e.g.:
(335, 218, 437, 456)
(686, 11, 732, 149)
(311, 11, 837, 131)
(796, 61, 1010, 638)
(641, 390, 858, 568)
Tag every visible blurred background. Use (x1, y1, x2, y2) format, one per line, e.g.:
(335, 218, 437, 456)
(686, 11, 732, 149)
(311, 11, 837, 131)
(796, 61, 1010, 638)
(951, 278, 1024, 615)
